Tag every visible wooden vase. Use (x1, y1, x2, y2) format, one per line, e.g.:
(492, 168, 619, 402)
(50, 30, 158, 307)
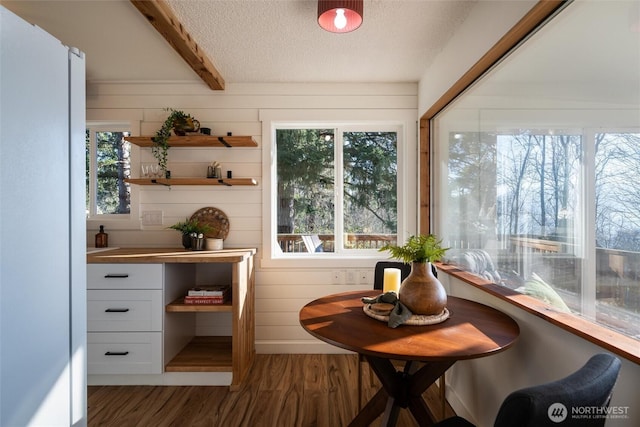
(399, 262, 447, 315)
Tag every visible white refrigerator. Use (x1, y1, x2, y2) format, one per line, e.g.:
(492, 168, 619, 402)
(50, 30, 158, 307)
(0, 6, 86, 426)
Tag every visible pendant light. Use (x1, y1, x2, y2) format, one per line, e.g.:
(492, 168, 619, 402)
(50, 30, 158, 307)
(318, 0, 363, 33)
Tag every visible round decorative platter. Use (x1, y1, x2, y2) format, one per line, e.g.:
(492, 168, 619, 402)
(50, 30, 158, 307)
(190, 207, 230, 239)
(363, 304, 450, 326)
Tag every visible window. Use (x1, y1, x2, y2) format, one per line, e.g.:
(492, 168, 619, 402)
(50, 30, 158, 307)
(428, 0, 640, 348)
(262, 109, 417, 267)
(86, 124, 131, 217)
(275, 127, 398, 255)
(434, 127, 640, 339)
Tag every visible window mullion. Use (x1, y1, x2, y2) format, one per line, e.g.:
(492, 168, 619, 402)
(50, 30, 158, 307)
(334, 128, 345, 253)
(581, 130, 597, 319)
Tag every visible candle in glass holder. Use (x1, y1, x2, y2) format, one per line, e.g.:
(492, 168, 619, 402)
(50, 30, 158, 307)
(383, 268, 402, 294)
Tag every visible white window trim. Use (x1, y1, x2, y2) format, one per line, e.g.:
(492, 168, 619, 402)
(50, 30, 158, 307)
(260, 109, 418, 269)
(86, 114, 142, 230)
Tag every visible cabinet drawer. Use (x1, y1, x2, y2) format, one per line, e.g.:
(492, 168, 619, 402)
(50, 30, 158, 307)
(88, 332, 162, 374)
(88, 290, 162, 332)
(87, 264, 162, 290)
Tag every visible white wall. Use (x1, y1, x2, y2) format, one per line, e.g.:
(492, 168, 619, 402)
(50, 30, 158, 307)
(418, 1, 639, 426)
(418, 0, 536, 114)
(86, 81, 418, 353)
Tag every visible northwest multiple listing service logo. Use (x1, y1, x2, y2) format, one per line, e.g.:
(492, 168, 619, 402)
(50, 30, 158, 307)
(548, 403, 629, 423)
(548, 403, 568, 423)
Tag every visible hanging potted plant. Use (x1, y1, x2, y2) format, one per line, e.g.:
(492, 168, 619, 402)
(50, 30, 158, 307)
(151, 108, 200, 174)
(380, 234, 449, 315)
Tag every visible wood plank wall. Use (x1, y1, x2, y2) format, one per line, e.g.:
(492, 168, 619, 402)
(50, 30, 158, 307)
(86, 81, 418, 353)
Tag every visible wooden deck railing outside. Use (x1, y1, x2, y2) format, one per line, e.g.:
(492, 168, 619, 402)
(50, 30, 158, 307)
(277, 234, 396, 253)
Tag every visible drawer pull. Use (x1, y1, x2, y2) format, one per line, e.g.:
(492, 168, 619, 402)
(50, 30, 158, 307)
(105, 351, 129, 356)
(105, 308, 130, 313)
(104, 273, 129, 278)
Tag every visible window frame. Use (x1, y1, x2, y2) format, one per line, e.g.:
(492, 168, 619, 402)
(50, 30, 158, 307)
(85, 119, 141, 231)
(420, 0, 640, 363)
(261, 109, 418, 269)
(86, 124, 131, 217)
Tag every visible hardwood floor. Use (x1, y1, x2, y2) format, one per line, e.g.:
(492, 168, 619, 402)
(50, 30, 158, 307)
(88, 354, 455, 427)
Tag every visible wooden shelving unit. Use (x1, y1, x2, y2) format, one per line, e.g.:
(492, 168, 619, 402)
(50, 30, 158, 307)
(124, 135, 258, 186)
(125, 178, 258, 186)
(165, 336, 232, 372)
(165, 299, 233, 372)
(125, 135, 257, 148)
(166, 297, 232, 312)
(165, 297, 233, 372)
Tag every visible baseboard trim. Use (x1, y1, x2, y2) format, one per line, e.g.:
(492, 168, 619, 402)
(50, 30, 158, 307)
(444, 377, 477, 424)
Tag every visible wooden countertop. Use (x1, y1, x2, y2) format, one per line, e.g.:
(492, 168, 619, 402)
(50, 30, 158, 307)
(87, 247, 257, 264)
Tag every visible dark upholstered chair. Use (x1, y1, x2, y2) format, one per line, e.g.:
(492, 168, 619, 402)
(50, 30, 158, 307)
(433, 353, 621, 427)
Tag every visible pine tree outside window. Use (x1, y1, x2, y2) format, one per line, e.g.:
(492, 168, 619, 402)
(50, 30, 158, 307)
(86, 125, 131, 217)
(274, 126, 400, 256)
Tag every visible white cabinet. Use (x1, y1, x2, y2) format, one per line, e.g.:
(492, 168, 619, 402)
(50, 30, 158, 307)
(87, 264, 164, 375)
(87, 249, 255, 389)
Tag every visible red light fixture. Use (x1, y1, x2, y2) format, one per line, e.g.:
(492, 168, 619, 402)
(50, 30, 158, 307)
(318, 0, 363, 33)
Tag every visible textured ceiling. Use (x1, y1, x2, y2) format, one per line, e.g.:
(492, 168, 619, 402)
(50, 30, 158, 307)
(2, 0, 476, 85)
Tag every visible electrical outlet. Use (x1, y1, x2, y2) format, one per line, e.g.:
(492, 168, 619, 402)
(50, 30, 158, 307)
(331, 270, 345, 285)
(358, 270, 371, 285)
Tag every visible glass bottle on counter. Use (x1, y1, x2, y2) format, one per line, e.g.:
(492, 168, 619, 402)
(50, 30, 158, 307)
(95, 225, 108, 248)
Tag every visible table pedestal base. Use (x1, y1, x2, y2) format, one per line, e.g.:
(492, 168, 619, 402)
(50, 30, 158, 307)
(350, 356, 454, 427)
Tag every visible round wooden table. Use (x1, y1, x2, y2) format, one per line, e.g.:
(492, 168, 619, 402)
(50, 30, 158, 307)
(299, 290, 520, 427)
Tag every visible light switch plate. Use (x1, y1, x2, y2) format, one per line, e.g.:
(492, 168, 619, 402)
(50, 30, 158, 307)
(141, 210, 163, 226)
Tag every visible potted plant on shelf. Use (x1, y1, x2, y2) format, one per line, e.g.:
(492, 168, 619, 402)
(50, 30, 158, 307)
(168, 218, 213, 249)
(152, 108, 200, 175)
(380, 234, 449, 315)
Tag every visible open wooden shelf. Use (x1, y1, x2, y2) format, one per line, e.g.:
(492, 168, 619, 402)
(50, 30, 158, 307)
(166, 297, 232, 312)
(125, 178, 257, 186)
(125, 135, 257, 148)
(165, 336, 232, 372)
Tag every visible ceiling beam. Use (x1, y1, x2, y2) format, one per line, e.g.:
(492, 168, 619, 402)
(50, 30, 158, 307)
(130, 0, 225, 90)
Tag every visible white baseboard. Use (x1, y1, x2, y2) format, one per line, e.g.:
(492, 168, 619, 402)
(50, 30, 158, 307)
(88, 372, 232, 386)
(444, 378, 477, 424)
